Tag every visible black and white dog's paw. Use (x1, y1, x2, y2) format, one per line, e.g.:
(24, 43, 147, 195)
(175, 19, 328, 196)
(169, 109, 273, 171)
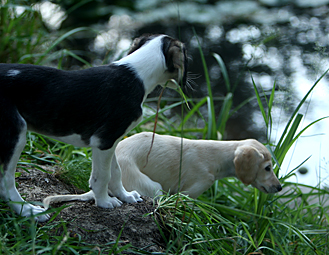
(108, 185, 143, 204)
(18, 203, 50, 222)
(95, 196, 123, 209)
(117, 190, 143, 204)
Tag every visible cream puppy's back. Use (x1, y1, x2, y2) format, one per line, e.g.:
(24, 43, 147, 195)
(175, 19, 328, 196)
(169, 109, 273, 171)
(116, 132, 233, 198)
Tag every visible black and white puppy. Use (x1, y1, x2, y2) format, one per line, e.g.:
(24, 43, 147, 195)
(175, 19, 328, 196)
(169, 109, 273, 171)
(0, 34, 187, 221)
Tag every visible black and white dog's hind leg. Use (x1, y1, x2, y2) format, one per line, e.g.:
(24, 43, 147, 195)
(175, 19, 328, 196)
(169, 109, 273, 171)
(0, 106, 49, 221)
(89, 146, 121, 208)
(87, 34, 187, 207)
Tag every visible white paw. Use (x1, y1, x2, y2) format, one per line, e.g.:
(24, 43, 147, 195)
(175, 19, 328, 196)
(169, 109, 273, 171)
(35, 213, 50, 222)
(19, 203, 49, 222)
(117, 190, 143, 204)
(95, 196, 123, 209)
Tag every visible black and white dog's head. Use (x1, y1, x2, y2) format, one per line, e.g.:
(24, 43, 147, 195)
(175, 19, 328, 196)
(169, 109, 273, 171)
(126, 34, 188, 89)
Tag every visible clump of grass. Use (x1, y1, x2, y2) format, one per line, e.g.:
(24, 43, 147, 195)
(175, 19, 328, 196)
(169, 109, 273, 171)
(0, 0, 94, 66)
(58, 158, 92, 192)
(156, 179, 329, 254)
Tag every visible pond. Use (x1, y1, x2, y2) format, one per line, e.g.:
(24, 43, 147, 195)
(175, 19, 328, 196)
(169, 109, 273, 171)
(39, 0, 329, 187)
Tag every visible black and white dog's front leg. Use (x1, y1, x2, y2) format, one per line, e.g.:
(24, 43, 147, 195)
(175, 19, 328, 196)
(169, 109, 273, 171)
(90, 146, 142, 208)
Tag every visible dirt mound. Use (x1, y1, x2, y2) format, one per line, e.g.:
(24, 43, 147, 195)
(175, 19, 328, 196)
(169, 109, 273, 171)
(16, 167, 165, 253)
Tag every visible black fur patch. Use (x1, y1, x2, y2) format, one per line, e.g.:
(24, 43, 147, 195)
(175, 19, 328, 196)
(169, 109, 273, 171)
(0, 96, 25, 166)
(0, 63, 145, 151)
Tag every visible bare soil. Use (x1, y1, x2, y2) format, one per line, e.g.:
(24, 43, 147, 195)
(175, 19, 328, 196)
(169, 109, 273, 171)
(15, 167, 166, 253)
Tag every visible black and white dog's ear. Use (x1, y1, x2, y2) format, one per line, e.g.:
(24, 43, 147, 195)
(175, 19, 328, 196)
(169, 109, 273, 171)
(162, 36, 188, 86)
(127, 34, 153, 55)
(161, 36, 186, 72)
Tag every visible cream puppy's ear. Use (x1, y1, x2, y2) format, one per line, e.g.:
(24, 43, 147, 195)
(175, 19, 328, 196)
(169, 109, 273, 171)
(233, 145, 264, 185)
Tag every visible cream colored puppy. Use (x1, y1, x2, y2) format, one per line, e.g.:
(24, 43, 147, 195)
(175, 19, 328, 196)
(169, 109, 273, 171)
(44, 132, 282, 207)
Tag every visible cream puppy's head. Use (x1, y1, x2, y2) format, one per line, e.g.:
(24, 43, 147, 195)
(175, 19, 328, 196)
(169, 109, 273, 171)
(233, 139, 282, 194)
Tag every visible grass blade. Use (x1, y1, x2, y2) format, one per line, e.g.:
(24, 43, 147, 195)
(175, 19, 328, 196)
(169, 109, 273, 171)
(216, 92, 233, 135)
(179, 96, 208, 129)
(275, 67, 329, 150)
(193, 28, 217, 139)
(212, 53, 230, 93)
(251, 74, 268, 126)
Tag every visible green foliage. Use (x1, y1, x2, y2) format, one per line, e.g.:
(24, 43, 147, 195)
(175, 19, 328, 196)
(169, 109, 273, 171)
(0, 0, 95, 66)
(0, 1, 46, 63)
(24, 26, 94, 67)
(155, 182, 329, 254)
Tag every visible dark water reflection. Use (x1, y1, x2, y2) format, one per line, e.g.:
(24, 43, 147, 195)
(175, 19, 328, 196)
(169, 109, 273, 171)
(132, 3, 329, 143)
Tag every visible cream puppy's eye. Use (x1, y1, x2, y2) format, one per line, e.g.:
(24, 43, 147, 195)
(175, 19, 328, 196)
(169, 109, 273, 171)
(265, 165, 271, 171)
